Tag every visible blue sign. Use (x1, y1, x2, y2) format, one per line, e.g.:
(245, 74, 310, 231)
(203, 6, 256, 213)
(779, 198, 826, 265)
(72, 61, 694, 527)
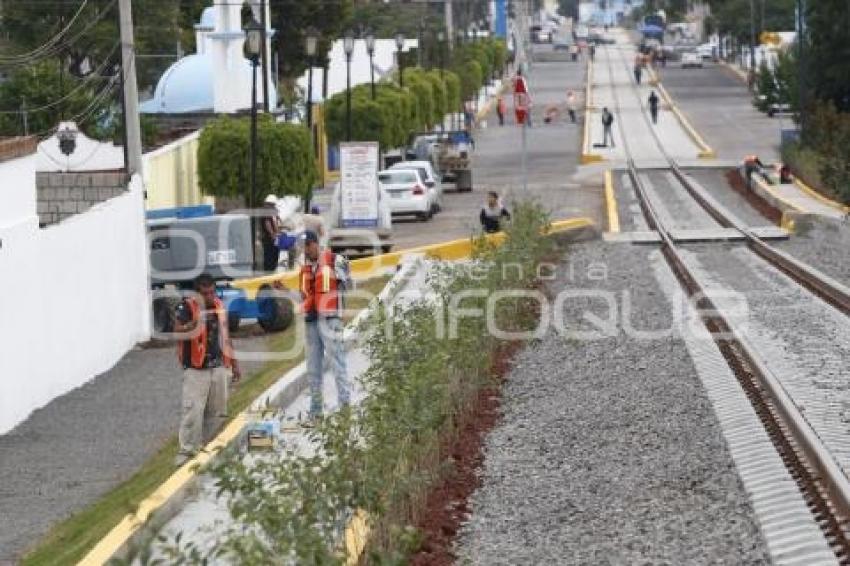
(494, 0, 507, 38)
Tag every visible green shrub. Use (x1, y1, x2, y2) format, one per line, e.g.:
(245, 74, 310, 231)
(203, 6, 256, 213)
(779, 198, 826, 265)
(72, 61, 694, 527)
(442, 70, 461, 113)
(197, 115, 316, 201)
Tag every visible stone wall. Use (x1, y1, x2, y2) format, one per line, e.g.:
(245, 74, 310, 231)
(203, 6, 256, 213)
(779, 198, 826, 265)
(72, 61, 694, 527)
(36, 171, 128, 226)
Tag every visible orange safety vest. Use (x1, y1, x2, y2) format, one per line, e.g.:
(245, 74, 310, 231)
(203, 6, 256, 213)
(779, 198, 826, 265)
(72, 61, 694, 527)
(177, 297, 233, 369)
(301, 249, 341, 317)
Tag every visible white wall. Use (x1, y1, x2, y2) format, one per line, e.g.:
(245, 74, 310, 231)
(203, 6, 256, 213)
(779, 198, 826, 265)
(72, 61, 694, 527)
(0, 152, 37, 225)
(0, 171, 151, 434)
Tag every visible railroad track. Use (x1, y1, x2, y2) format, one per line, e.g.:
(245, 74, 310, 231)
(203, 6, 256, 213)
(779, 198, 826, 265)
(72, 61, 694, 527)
(603, 41, 850, 564)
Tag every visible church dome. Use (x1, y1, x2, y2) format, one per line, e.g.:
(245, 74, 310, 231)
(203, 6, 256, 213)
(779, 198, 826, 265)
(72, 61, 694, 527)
(141, 54, 214, 114)
(140, 54, 277, 114)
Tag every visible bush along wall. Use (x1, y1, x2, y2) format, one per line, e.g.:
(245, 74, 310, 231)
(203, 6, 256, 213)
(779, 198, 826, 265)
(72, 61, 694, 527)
(157, 201, 556, 564)
(197, 115, 316, 202)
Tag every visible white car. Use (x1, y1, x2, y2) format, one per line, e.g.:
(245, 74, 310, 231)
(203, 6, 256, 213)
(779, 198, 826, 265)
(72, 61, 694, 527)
(389, 160, 443, 213)
(696, 43, 716, 60)
(681, 52, 703, 68)
(378, 168, 434, 221)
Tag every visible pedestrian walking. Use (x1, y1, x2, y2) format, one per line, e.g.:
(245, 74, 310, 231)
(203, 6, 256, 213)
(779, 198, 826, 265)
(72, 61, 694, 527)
(173, 273, 241, 466)
(300, 230, 351, 425)
(496, 96, 506, 126)
(480, 191, 511, 233)
(601, 107, 615, 147)
(648, 90, 660, 124)
(589, 44, 596, 62)
(566, 90, 578, 123)
(261, 194, 282, 272)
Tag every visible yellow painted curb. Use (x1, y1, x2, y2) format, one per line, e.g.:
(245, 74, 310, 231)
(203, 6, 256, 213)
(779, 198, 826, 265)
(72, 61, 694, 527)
(604, 170, 620, 233)
(792, 177, 850, 214)
(78, 414, 248, 565)
(753, 175, 807, 214)
(345, 509, 370, 565)
(647, 67, 716, 160)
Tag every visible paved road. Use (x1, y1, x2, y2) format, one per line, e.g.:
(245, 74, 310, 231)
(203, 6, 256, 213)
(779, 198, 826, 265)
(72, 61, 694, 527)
(657, 61, 784, 162)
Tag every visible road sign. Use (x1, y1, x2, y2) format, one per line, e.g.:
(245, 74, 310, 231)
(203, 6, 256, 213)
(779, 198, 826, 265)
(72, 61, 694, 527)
(339, 142, 380, 228)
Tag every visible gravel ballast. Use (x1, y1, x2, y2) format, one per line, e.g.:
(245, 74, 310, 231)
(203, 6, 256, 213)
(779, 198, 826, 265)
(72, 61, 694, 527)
(455, 241, 770, 564)
(775, 215, 850, 287)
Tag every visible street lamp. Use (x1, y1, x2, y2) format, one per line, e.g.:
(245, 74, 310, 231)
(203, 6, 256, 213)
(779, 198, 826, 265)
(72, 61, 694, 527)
(437, 30, 445, 79)
(365, 29, 376, 100)
(395, 32, 405, 88)
(244, 17, 263, 270)
(304, 27, 318, 213)
(343, 29, 355, 141)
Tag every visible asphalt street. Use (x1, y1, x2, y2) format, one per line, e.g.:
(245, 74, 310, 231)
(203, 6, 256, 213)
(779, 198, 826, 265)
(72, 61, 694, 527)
(657, 61, 784, 162)
(313, 45, 601, 251)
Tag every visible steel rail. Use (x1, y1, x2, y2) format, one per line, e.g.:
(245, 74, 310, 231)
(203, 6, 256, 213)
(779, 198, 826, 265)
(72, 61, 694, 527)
(604, 42, 850, 562)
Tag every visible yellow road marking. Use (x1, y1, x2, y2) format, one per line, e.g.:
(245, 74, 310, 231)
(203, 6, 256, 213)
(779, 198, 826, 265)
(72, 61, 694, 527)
(604, 170, 620, 233)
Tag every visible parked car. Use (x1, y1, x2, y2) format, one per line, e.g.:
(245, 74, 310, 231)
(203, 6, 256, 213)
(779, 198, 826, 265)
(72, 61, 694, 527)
(696, 43, 716, 60)
(389, 160, 443, 213)
(681, 51, 703, 68)
(377, 168, 434, 221)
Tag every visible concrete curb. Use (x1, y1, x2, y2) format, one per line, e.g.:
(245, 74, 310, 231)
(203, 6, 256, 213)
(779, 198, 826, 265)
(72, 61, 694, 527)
(604, 169, 620, 233)
(581, 58, 604, 164)
(792, 176, 850, 215)
(647, 66, 716, 160)
(751, 174, 803, 232)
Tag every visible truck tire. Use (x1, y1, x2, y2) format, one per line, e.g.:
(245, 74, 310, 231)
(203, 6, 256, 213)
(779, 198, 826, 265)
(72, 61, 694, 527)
(455, 169, 473, 192)
(257, 285, 294, 333)
(152, 294, 181, 334)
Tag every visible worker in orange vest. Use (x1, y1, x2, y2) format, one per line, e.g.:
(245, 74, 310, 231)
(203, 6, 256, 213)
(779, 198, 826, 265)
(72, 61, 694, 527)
(743, 154, 766, 188)
(173, 273, 241, 466)
(300, 230, 350, 425)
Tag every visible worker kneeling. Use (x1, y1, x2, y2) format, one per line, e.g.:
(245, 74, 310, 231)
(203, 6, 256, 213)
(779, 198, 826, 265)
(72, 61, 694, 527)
(300, 230, 351, 426)
(174, 274, 242, 466)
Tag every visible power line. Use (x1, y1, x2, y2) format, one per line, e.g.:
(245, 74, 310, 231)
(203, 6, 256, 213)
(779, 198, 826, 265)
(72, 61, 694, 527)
(0, 0, 118, 66)
(0, 0, 90, 63)
(0, 42, 121, 114)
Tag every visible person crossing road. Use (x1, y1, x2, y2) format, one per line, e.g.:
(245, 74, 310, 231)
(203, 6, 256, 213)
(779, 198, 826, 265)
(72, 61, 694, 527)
(648, 91, 660, 124)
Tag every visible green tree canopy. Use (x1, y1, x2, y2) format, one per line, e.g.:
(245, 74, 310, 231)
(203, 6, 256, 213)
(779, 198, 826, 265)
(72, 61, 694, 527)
(198, 116, 316, 202)
(0, 0, 180, 91)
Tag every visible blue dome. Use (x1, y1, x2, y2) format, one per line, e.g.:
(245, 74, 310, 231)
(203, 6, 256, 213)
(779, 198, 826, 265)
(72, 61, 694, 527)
(197, 7, 215, 30)
(141, 54, 213, 113)
(140, 54, 278, 114)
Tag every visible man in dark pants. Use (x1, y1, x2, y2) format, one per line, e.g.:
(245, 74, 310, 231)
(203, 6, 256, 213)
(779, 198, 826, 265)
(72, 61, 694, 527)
(648, 91, 660, 124)
(601, 107, 615, 147)
(480, 191, 511, 233)
(261, 194, 280, 272)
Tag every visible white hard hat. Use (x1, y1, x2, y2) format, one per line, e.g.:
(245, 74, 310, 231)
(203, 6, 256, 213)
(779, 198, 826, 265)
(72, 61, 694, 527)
(264, 194, 278, 205)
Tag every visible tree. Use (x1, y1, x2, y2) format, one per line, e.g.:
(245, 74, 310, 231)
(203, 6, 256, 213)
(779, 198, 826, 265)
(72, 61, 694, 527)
(0, 0, 181, 91)
(805, 0, 850, 111)
(272, 0, 353, 80)
(0, 60, 111, 138)
(197, 116, 316, 202)
(557, 0, 579, 19)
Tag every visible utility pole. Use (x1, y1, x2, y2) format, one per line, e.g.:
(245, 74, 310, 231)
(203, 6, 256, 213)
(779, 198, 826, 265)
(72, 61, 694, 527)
(749, 0, 756, 79)
(118, 0, 143, 177)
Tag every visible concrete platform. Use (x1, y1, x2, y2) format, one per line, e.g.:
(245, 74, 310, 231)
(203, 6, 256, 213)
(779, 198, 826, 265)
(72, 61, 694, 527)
(584, 30, 704, 165)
